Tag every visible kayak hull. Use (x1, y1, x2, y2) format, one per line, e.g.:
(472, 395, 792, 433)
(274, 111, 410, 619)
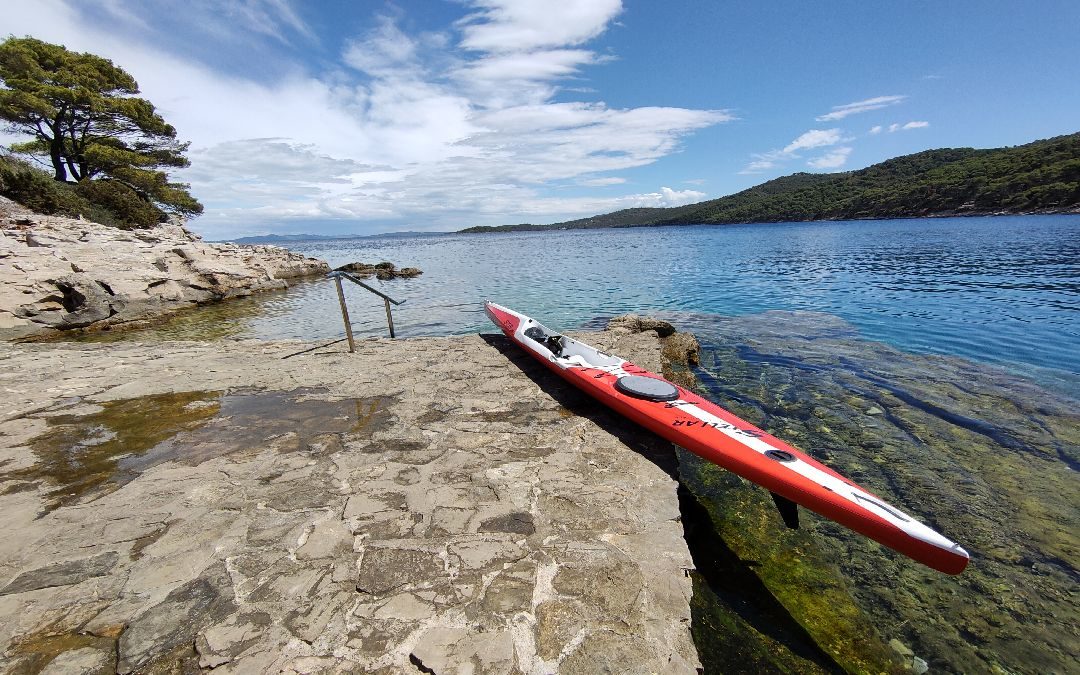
(485, 302, 969, 575)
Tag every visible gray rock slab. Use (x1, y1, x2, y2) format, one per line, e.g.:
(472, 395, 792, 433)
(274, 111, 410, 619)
(0, 551, 118, 596)
(39, 646, 113, 675)
(0, 329, 700, 673)
(116, 561, 237, 673)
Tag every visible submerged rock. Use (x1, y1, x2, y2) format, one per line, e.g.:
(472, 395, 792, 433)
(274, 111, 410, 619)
(678, 309, 1079, 674)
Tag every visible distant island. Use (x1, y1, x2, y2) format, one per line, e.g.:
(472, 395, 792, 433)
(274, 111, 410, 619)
(228, 231, 435, 244)
(459, 132, 1080, 233)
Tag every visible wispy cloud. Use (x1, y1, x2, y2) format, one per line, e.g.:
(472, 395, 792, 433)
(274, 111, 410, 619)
(869, 125, 883, 135)
(230, 0, 316, 44)
(807, 146, 852, 170)
(581, 177, 626, 186)
(783, 128, 845, 153)
(741, 128, 847, 173)
(816, 95, 906, 121)
(739, 152, 783, 174)
(888, 121, 930, 132)
(6, 0, 732, 236)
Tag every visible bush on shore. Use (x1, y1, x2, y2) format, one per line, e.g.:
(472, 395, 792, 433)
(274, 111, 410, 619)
(0, 153, 165, 228)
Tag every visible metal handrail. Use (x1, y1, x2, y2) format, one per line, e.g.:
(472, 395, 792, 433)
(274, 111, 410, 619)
(327, 270, 407, 351)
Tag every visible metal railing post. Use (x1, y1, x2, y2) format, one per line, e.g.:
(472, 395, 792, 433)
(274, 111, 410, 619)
(327, 271, 406, 344)
(384, 298, 395, 338)
(334, 276, 357, 352)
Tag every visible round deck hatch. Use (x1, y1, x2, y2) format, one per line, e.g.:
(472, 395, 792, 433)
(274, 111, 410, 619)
(614, 375, 680, 401)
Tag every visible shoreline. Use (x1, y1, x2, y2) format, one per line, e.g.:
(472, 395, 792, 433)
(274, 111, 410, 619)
(456, 207, 1080, 234)
(0, 197, 330, 342)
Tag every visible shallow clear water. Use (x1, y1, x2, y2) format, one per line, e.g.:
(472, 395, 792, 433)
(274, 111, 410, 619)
(100, 215, 1079, 390)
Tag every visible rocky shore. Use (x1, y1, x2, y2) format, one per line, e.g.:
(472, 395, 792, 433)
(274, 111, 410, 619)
(0, 324, 700, 673)
(0, 197, 329, 341)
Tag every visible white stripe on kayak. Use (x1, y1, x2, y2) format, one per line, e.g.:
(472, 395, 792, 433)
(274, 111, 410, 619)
(675, 400, 967, 556)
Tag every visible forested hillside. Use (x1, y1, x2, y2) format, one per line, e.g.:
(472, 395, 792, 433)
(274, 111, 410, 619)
(459, 133, 1080, 233)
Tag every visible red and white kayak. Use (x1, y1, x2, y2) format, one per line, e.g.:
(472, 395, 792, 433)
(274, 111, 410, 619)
(485, 302, 969, 575)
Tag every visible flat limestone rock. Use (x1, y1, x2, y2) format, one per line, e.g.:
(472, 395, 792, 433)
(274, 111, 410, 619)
(0, 551, 119, 596)
(116, 562, 237, 673)
(38, 646, 112, 675)
(0, 329, 700, 673)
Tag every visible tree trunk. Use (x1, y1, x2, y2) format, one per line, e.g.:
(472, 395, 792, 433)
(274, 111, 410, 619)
(47, 110, 68, 182)
(49, 135, 67, 182)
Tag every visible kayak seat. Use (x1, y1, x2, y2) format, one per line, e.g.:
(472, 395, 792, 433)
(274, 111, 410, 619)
(524, 326, 565, 356)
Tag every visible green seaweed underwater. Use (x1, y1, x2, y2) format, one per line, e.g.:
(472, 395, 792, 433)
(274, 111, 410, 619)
(675, 311, 1078, 674)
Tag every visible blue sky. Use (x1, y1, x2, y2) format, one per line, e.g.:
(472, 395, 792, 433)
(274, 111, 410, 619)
(5, 0, 1079, 239)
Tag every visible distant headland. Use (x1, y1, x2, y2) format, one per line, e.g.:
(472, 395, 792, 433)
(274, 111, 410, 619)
(458, 132, 1080, 233)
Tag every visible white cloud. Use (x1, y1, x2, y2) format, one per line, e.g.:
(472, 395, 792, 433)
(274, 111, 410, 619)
(451, 0, 622, 107)
(816, 95, 906, 121)
(783, 128, 844, 153)
(869, 125, 883, 134)
(657, 187, 705, 207)
(343, 16, 421, 76)
(741, 128, 847, 173)
(807, 146, 852, 170)
(739, 151, 783, 174)
(581, 177, 626, 186)
(457, 0, 623, 53)
(4, 0, 730, 238)
(508, 185, 704, 217)
(887, 120, 930, 133)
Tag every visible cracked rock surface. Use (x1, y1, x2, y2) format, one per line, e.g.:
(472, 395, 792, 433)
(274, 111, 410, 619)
(0, 328, 699, 673)
(0, 197, 329, 340)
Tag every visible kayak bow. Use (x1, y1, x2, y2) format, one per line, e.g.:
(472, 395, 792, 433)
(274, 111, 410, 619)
(485, 301, 969, 575)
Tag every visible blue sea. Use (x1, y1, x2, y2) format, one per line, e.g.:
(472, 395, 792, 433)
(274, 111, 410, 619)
(217, 215, 1077, 389)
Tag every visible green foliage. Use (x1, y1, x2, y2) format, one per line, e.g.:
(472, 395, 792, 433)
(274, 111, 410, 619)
(668, 134, 1080, 224)
(460, 133, 1080, 233)
(73, 178, 163, 228)
(0, 152, 119, 226)
(0, 37, 202, 220)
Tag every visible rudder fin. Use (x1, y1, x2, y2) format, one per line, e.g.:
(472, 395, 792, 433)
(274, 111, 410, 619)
(771, 492, 800, 529)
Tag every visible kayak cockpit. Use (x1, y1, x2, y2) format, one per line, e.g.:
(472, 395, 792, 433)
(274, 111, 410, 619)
(523, 325, 622, 367)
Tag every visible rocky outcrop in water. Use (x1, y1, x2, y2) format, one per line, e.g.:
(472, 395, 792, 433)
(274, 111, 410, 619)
(334, 261, 423, 280)
(0, 196, 329, 340)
